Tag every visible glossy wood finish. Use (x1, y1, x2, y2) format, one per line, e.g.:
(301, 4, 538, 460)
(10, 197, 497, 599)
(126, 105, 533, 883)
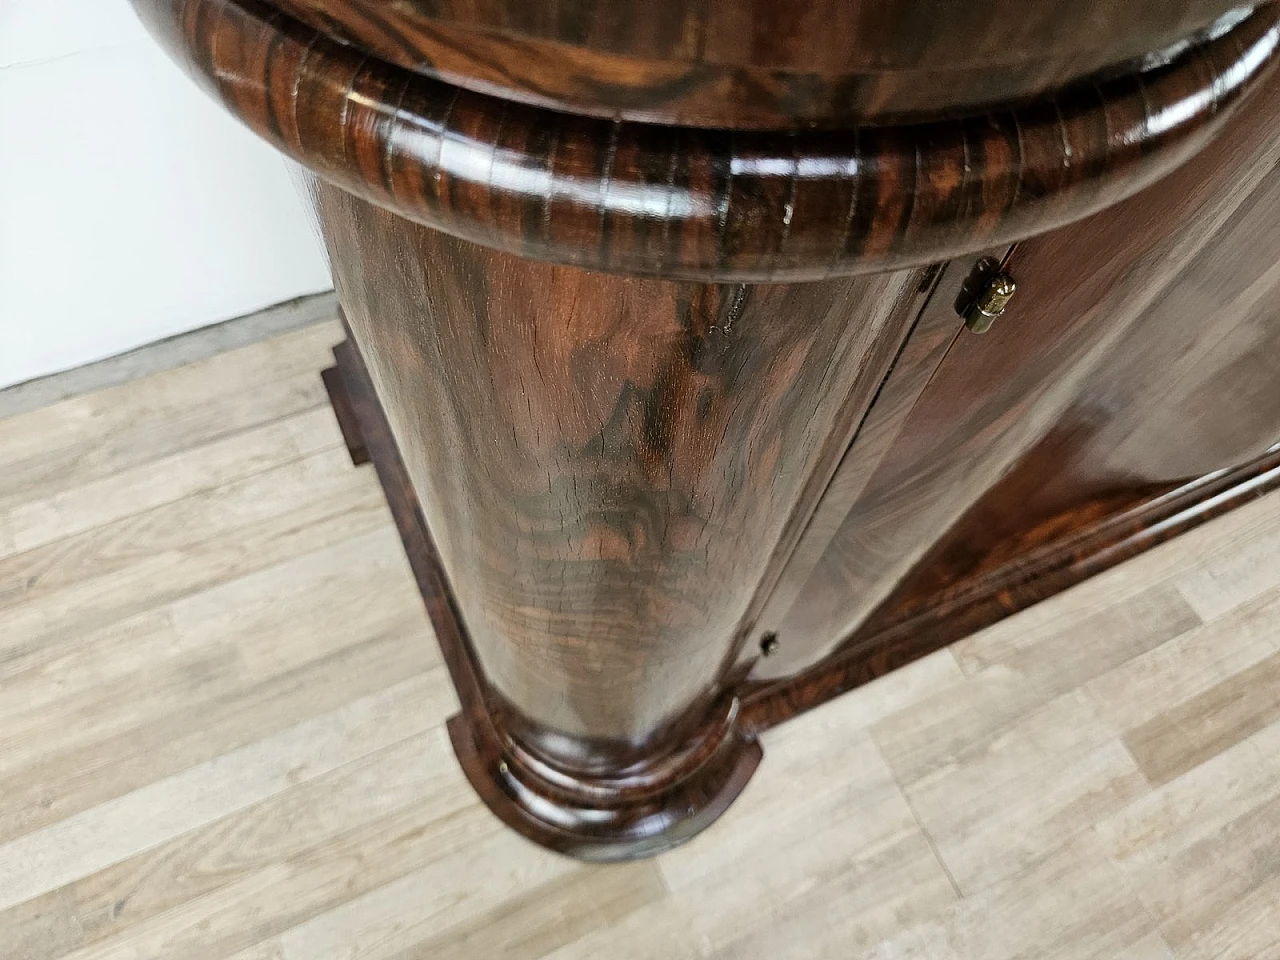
(134, 0, 1280, 281)
(321, 290, 1280, 841)
(314, 182, 933, 857)
(272, 0, 1260, 128)
(744, 60, 1280, 713)
(738, 248, 1008, 651)
(130, 0, 1280, 860)
(744, 450, 1280, 731)
(322, 330, 765, 858)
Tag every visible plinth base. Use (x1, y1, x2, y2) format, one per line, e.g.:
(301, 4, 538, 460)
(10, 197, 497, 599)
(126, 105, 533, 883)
(322, 325, 1280, 858)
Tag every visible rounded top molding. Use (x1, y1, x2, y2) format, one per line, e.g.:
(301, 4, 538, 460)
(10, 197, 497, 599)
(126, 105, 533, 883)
(271, 0, 1261, 128)
(134, 0, 1280, 281)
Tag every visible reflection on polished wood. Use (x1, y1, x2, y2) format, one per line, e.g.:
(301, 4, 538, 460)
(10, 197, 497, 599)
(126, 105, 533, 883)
(317, 190, 931, 856)
(128, 0, 1280, 858)
(274, 0, 1262, 128)
(137, 0, 1278, 280)
(747, 59, 1280, 710)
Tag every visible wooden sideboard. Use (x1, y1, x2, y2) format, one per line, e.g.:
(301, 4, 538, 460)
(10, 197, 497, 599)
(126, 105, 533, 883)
(132, 0, 1280, 859)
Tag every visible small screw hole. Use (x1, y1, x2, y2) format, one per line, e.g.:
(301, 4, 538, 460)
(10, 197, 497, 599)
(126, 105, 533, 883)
(759, 632, 780, 657)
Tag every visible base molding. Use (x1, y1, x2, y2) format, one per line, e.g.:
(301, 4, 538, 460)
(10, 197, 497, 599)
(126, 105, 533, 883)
(740, 447, 1280, 732)
(323, 328, 1280, 857)
(448, 707, 761, 862)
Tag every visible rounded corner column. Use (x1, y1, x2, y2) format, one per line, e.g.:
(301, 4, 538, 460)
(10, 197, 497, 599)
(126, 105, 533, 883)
(317, 201, 916, 857)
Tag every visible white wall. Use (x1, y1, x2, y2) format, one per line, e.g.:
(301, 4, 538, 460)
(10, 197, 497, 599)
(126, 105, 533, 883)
(0, 0, 334, 389)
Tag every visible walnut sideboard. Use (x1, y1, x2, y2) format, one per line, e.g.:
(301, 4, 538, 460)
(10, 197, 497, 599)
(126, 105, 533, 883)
(132, 0, 1280, 859)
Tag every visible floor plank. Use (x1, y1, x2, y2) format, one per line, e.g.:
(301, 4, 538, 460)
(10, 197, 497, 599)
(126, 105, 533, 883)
(6, 406, 345, 556)
(853, 832, 1161, 960)
(0, 674, 443, 914)
(3, 320, 1280, 959)
(0, 322, 342, 511)
(1097, 719, 1280, 960)
(1086, 585, 1280, 751)
(1174, 519, 1280, 621)
(1123, 649, 1280, 786)
(893, 689, 1148, 895)
(0, 448, 387, 651)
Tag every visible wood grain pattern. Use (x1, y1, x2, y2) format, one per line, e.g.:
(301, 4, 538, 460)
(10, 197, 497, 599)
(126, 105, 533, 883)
(862, 149, 1280, 636)
(740, 249, 1005, 657)
(269, 0, 1258, 129)
(127, 0, 1280, 862)
(739, 52, 1280, 724)
(321, 333, 761, 859)
(315, 185, 931, 855)
(131, 0, 1280, 281)
(0, 322, 337, 519)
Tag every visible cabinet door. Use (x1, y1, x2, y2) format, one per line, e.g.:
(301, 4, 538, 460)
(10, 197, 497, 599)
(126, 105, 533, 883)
(746, 67, 1280, 694)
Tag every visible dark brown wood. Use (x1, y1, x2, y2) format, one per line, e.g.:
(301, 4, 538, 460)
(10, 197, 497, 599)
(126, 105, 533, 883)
(313, 178, 933, 857)
(743, 56, 1280, 708)
(319, 364, 369, 465)
(324, 336, 488, 723)
(132, 0, 1280, 861)
(271, 0, 1260, 129)
(736, 246, 1011, 658)
(322, 309, 1280, 827)
(742, 448, 1280, 731)
(324, 332, 763, 859)
(134, 0, 1280, 281)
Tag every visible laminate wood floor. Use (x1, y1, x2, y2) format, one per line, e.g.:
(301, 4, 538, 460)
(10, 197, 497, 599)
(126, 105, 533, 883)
(3, 319, 1280, 959)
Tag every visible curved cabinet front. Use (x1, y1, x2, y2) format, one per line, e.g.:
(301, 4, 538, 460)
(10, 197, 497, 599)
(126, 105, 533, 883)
(745, 60, 1280, 726)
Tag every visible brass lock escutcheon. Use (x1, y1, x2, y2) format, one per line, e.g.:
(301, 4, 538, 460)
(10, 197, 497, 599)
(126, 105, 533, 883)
(957, 256, 1017, 333)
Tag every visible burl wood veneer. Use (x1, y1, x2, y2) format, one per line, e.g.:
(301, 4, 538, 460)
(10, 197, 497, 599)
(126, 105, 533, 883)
(133, 0, 1280, 859)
